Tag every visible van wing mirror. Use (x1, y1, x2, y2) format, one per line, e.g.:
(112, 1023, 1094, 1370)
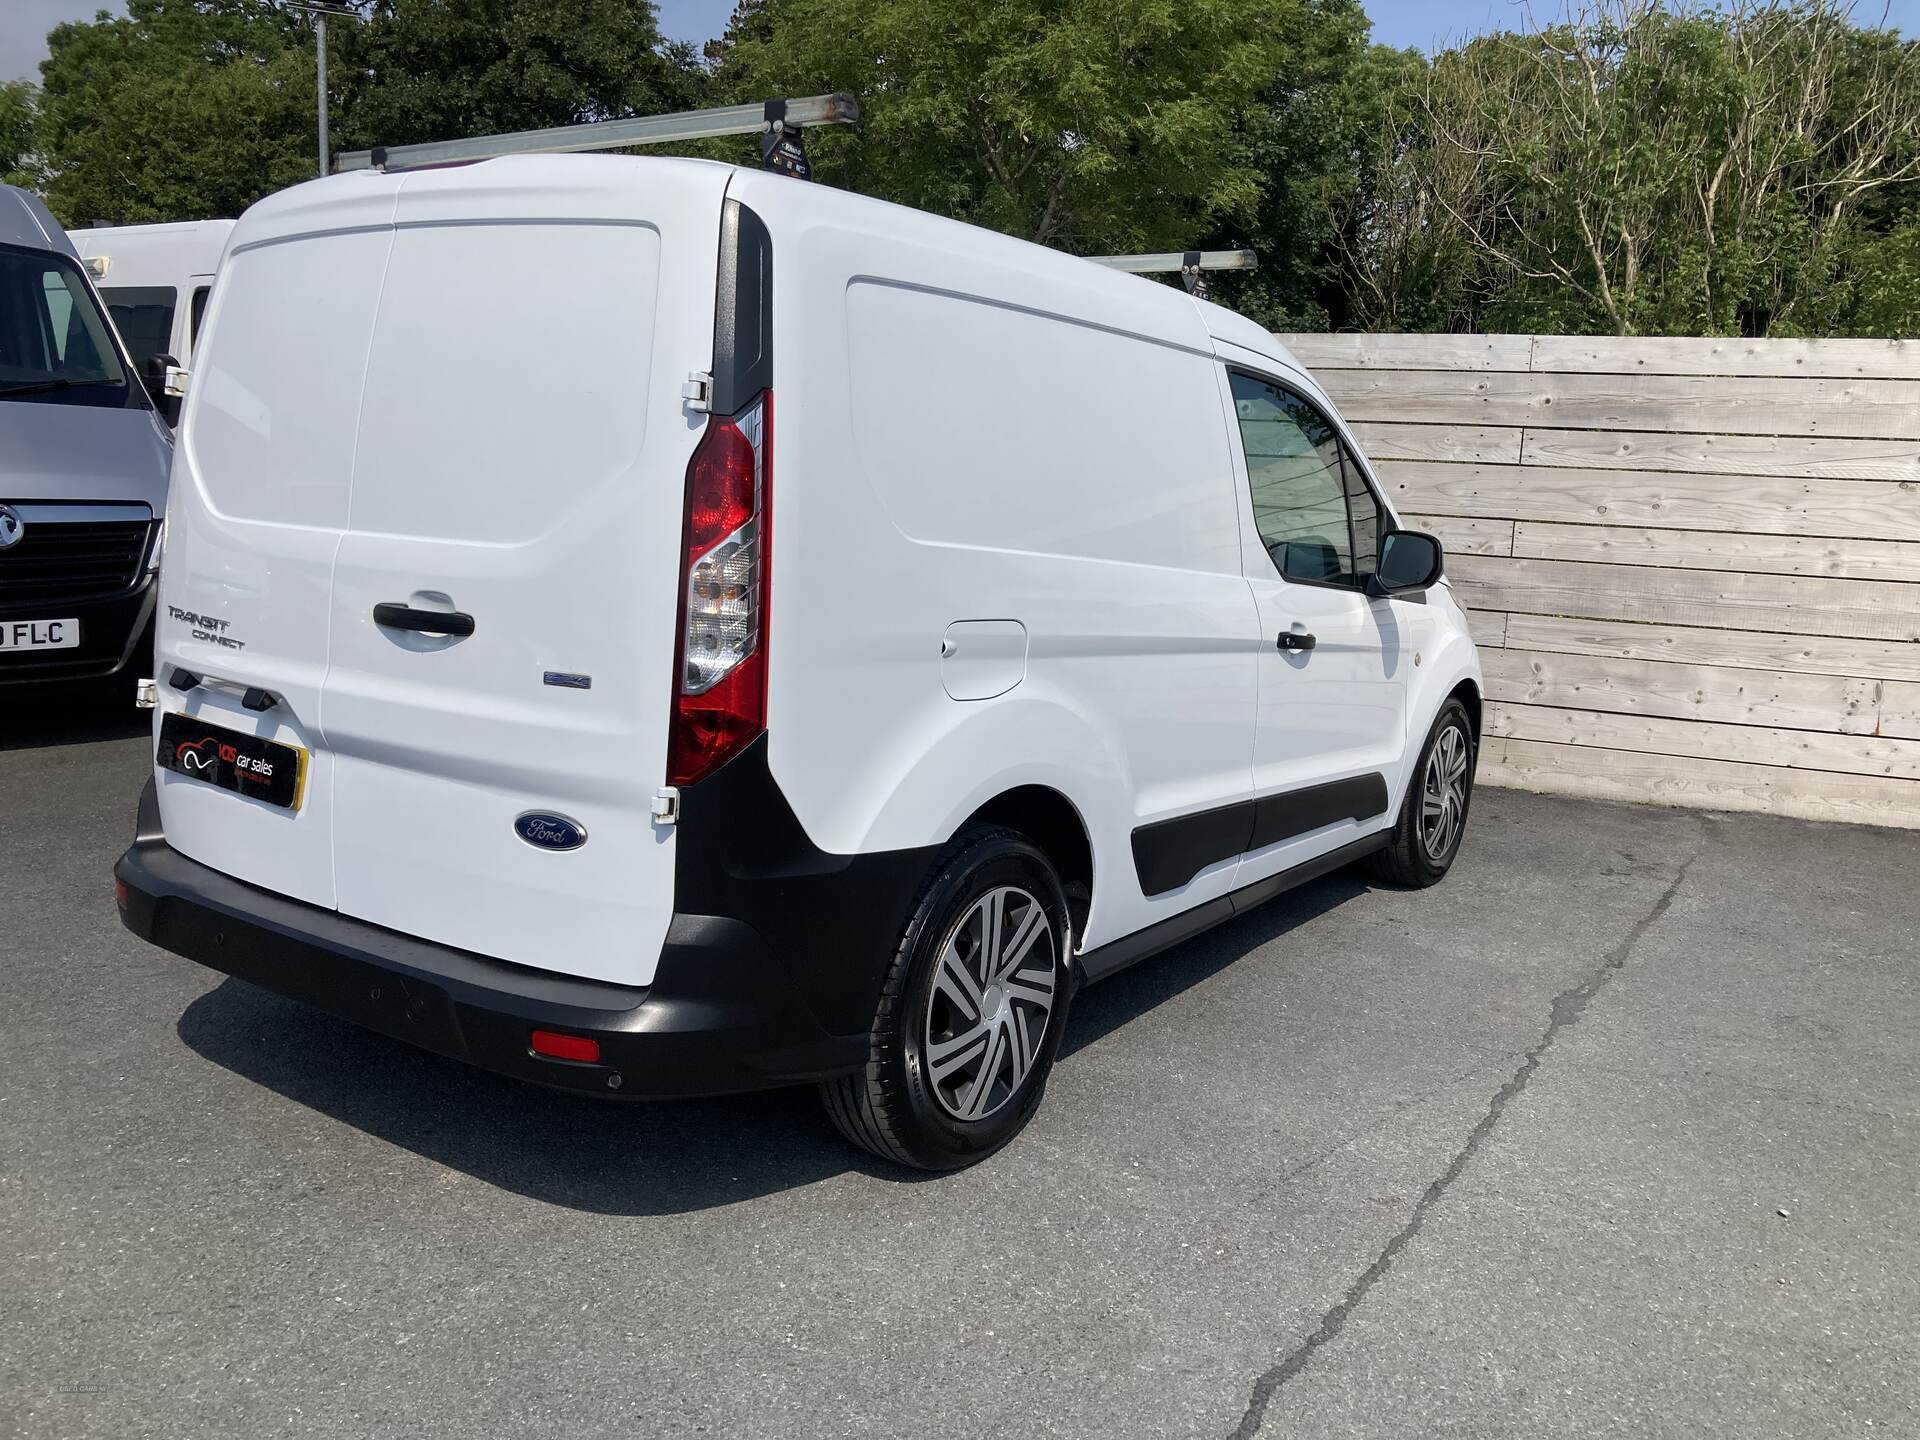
(1370, 530, 1444, 598)
(141, 353, 188, 418)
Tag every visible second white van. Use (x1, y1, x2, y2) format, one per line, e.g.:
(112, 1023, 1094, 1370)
(114, 157, 1482, 1170)
(71, 219, 233, 424)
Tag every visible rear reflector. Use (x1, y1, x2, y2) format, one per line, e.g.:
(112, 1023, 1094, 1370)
(530, 1029, 600, 1064)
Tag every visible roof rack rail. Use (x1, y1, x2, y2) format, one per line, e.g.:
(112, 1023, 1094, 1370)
(1086, 249, 1257, 299)
(333, 93, 861, 179)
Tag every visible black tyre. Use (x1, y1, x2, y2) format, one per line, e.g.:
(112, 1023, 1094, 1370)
(1370, 697, 1477, 888)
(821, 825, 1072, 1170)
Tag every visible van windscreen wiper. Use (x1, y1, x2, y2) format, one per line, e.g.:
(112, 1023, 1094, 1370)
(0, 377, 122, 397)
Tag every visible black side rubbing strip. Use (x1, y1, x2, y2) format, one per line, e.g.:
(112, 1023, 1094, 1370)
(1131, 801, 1256, 898)
(710, 198, 773, 415)
(1129, 773, 1390, 898)
(1248, 773, 1389, 852)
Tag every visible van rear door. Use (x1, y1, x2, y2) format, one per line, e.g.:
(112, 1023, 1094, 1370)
(155, 184, 397, 910)
(320, 163, 728, 989)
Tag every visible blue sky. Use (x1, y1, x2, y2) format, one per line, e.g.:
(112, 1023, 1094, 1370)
(8, 0, 1920, 84)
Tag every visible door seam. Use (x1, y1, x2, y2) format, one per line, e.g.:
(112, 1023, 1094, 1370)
(320, 184, 403, 906)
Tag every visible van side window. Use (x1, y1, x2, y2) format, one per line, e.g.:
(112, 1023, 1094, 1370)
(190, 286, 211, 348)
(1230, 371, 1361, 586)
(100, 285, 177, 375)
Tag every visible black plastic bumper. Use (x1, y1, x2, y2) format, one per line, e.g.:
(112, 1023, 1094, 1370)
(0, 574, 156, 685)
(113, 781, 871, 1099)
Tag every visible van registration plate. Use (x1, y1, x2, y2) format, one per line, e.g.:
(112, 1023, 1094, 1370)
(157, 712, 308, 811)
(0, 618, 80, 652)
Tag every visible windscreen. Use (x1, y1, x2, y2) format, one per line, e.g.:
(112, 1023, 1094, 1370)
(0, 244, 130, 406)
(101, 284, 178, 373)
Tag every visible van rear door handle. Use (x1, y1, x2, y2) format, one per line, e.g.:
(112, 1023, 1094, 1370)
(373, 603, 475, 638)
(1277, 631, 1317, 651)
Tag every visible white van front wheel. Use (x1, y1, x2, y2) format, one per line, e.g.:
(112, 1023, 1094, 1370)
(821, 826, 1072, 1170)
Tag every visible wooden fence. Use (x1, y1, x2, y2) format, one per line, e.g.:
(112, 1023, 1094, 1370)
(1276, 333, 1920, 830)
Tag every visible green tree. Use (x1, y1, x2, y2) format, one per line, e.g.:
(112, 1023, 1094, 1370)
(29, 0, 704, 225)
(1, 80, 39, 189)
(34, 0, 318, 225)
(1205, 30, 1431, 329)
(713, 0, 1326, 253)
(336, 0, 706, 153)
(1396, 0, 1920, 336)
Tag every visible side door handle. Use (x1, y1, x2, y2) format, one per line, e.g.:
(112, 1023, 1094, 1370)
(1277, 631, 1317, 652)
(373, 603, 475, 638)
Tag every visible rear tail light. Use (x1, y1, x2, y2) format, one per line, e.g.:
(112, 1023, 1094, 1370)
(668, 393, 769, 786)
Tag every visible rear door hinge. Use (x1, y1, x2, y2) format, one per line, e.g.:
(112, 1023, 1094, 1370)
(651, 786, 681, 825)
(681, 371, 713, 413)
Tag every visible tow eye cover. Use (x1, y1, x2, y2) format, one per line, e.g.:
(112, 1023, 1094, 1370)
(514, 813, 588, 852)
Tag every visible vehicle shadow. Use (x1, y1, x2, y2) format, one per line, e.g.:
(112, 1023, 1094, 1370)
(175, 867, 1375, 1216)
(0, 684, 146, 752)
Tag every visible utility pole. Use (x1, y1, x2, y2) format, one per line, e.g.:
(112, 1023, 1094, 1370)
(285, 2, 360, 178)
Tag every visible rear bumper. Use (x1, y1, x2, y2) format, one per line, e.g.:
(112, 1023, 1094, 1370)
(113, 780, 869, 1099)
(0, 573, 156, 685)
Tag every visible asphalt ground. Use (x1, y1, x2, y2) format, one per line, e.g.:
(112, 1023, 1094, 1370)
(3, 690, 1916, 1438)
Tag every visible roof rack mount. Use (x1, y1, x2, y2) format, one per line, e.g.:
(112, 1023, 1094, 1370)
(1086, 249, 1257, 299)
(334, 93, 861, 177)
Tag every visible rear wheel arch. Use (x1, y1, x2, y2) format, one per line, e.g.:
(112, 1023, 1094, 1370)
(959, 785, 1094, 945)
(1448, 677, 1482, 743)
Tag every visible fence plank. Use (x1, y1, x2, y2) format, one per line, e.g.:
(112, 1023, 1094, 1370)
(1487, 702, 1920, 780)
(1528, 335, 1920, 381)
(1510, 521, 1920, 583)
(1492, 613, 1920, 683)
(1479, 738, 1920, 829)
(1379, 461, 1920, 541)
(1469, 610, 1509, 649)
(1404, 515, 1515, 555)
(1275, 333, 1535, 372)
(1450, 555, 1920, 641)
(1520, 427, 1918, 482)
(1480, 648, 1894, 735)
(1349, 422, 1524, 465)
(1319, 371, 1920, 441)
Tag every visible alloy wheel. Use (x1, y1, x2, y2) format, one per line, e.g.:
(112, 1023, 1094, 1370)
(1421, 722, 1470, 861)
(922, 886, 1058, 1122)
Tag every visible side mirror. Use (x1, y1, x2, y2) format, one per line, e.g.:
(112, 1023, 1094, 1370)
(142, 353, 188, 423)
(1371, 530, 1444, 597)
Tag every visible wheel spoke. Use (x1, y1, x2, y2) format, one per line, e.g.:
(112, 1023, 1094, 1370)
(934, 935, 984, 1022)
(959, 1022, 1006, 1120)
(926, 1019, 992, 1083)
(1004, 972, 1055, 1013)
(993, 901, 1046, 980)
(1008, 1008, 1035, 1091)
(978, 891, 1003, 988)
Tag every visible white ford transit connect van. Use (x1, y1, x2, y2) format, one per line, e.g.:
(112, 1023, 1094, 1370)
(114, 157, 1481, 1170)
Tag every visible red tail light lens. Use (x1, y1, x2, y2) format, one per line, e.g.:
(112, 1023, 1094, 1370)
(668, 393, 769, 786)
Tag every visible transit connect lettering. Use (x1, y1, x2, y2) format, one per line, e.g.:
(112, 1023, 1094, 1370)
(167, 604, 247, 650)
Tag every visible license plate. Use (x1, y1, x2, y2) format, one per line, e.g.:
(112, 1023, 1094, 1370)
(157, 711, 308, 811)
(0, 618, 80, 652)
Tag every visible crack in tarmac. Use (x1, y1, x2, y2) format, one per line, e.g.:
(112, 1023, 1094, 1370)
(1228, 836, 1707, 1439)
